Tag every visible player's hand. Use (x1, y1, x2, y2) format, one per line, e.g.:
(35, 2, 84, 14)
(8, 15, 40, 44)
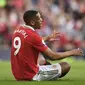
(71, 48, 84, 56)
(48, 30, 60, 41)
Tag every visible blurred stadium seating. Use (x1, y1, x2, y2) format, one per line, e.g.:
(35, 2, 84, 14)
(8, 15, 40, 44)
(0, 0, 85, 60)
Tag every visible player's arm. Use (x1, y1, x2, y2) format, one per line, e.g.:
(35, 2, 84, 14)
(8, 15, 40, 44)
(42, 31, 60, 42)
(43, 48, 83, 60)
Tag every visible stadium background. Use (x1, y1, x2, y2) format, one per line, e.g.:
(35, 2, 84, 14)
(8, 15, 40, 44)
(0, 0, 85, 60)
(0, 0, 85, 85)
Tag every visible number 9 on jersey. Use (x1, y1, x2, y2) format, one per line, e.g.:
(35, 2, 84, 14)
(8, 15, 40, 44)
(13, 37, 21, 56)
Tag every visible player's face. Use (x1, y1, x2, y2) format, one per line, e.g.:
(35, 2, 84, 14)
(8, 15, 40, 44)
(34, 12, 43, 29)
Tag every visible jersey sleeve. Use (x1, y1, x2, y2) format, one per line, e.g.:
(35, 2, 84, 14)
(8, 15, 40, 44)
(32, 35, 48, 52)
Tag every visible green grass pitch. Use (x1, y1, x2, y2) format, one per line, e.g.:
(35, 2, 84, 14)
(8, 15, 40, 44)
(0, 59, 85, 85)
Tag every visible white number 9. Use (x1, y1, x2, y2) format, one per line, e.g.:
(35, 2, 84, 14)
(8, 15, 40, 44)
(13, 37, 21, 56)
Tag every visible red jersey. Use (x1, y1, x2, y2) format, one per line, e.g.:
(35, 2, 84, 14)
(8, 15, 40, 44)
(11, 25, 48, 81)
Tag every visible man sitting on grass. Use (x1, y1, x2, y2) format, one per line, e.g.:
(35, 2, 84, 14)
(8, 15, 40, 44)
(11, 10, 83, 81)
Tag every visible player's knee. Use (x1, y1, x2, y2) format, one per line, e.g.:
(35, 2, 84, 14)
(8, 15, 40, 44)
(64, 62, 71, 72)
(59, 62, 71, 73)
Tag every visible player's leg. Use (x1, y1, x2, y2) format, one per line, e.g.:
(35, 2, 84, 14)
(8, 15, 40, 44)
(32, 63, 62, 81)
(32, 62, 70, 81)
(59, 62, 71, 78)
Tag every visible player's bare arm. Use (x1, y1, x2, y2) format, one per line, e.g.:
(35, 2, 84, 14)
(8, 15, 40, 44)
(43, 48, 83, 60)
(42, 30, 60, 42)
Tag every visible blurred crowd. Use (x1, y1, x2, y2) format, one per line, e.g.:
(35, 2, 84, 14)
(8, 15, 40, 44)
(0, 0, 85, 59)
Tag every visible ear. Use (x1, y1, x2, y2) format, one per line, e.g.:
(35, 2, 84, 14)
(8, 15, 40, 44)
(31, 21, 35, 25)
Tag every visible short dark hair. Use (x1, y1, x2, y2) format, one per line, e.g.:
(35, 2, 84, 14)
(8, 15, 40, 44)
(23, 10, 38, 24)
